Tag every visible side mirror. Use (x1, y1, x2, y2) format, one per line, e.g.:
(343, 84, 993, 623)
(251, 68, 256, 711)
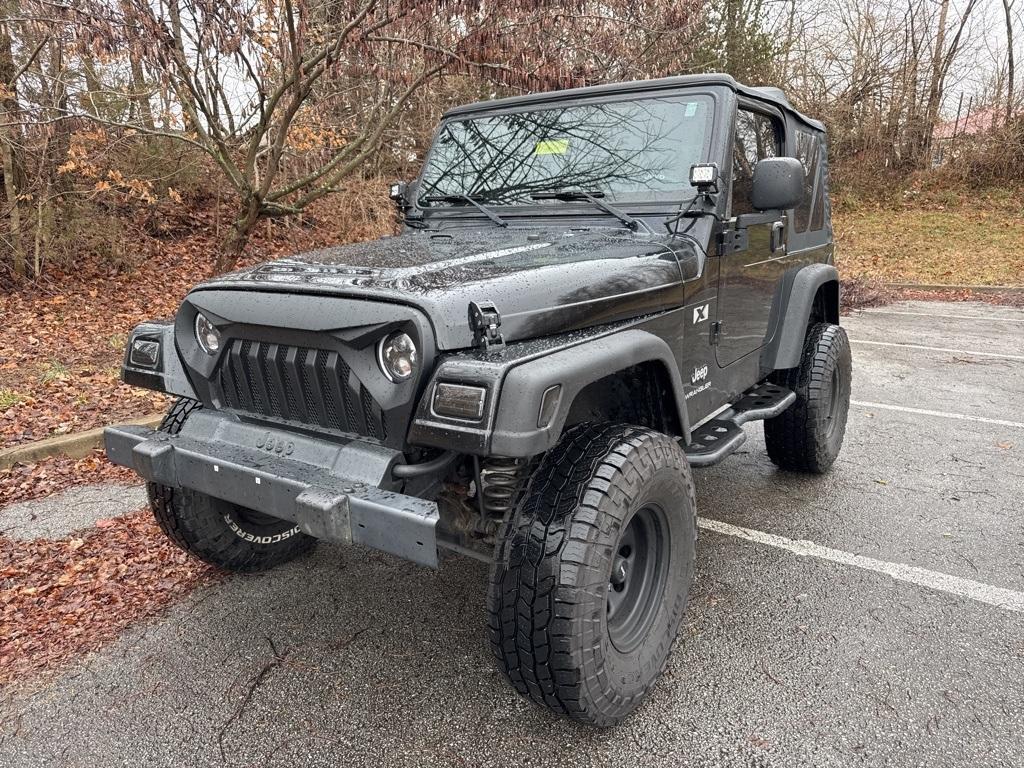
(751, 157, 804, 211)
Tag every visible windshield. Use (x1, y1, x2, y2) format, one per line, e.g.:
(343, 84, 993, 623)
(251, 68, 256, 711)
(418, 94, 714, 208)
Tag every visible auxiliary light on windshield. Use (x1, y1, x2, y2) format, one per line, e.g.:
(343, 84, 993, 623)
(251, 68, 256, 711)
(689, 163, 719, 193)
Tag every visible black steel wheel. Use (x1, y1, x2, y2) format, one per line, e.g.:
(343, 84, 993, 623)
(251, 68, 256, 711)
(487, 423, 696, 727)
(606, 504, 671, 653)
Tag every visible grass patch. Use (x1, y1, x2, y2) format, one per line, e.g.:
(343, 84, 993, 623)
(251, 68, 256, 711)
(0, 389, 24, 409)
(39, 360, 71, 384)
(835, 201, 1024, 286)
(107, 333, 127, 350)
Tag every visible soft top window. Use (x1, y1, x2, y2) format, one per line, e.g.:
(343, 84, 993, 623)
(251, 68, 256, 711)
(731, 108, 782, 216)
(794, 129, 826, 232)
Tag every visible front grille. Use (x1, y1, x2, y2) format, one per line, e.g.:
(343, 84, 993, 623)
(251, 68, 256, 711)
(216, 339, 385, 439)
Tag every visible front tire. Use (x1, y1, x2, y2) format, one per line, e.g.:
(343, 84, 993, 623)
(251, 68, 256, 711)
(147, 398, 316, 573)
(764, 322, 852, 473)
(486, 423, 696, 726)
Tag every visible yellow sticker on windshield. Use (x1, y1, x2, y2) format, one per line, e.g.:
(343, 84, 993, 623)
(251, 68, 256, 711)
(535, 139, 570, 155)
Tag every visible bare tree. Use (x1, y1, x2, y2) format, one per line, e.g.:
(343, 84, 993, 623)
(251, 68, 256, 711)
(918, 0, 978, 162)
(1003, 0, 1017, 124)
(45, 0, 706, 270)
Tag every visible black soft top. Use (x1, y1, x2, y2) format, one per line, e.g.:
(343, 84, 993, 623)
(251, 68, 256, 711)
(443, 73, 825, 133)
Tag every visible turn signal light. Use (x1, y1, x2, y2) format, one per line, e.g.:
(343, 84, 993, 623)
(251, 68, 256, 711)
(432, 382, 486, 421)
(129, 338, 161, 369)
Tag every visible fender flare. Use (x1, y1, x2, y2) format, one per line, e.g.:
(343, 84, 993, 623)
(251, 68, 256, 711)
(490, 329, 690, 457)
(763, 263, 839, 371)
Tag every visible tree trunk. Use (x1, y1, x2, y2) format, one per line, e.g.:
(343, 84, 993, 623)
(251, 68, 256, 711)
(921, 0, 951, 165)
(30, 38, 69, 279)
(217, 195, 262, 272)
(82, 56, 103, 117)
(33, 188, 51, 279)
(0, 137, 23, 277)
(114, 0, 154, 130)
(1004, 0, 1016, 126)
(0, 6, 24, 277)
(920, 0, 978, 166)
(47, 38, 71, 196)
(129, 53, 155, 131)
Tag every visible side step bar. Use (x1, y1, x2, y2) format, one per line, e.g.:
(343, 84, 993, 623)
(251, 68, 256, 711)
(684, 382, 796, 467)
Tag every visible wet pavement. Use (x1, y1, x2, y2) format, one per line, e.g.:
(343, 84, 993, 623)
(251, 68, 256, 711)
(1, 300, 1022, 767)
(0, 485, 146, 541)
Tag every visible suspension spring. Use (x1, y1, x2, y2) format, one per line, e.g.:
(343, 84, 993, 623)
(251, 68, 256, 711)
(479, 457, 530, 518)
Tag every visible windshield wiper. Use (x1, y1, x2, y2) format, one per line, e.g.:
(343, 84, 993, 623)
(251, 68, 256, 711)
(422, 194, 508, 228)
(530, 189, 639, 231)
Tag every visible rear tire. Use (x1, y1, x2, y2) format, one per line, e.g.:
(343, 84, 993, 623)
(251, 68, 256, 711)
(486, 423, 696, 726)
(148, 398, 316, 573)
(764, 322, 852, 473)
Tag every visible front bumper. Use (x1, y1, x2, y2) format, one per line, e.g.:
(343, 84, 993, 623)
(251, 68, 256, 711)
(104, 412, 440, 567)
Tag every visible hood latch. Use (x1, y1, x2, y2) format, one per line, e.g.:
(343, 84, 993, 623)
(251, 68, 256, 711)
(469, 301, 504, 351)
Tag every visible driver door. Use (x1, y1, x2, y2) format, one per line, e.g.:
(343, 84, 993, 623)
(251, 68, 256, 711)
(716, 107, 787, 367)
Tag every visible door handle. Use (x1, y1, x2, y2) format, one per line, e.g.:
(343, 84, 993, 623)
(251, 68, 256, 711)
(769, 221, 786, 254)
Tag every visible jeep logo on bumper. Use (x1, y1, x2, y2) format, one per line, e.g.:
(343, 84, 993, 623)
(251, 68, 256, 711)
(256, 432, 294, 456)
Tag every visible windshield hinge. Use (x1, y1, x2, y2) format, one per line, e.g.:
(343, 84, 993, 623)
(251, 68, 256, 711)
(469, 301, 504, 351)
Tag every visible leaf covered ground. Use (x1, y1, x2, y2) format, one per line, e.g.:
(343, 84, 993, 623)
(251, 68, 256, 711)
(0, 450, 138, 508)
(0, 508, 215, 687)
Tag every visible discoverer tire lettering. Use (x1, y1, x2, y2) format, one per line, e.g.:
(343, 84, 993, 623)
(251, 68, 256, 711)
(147, 397, 315, 573)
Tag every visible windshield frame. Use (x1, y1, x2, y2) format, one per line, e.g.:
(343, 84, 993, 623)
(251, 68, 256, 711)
(413, 87, 724, 220)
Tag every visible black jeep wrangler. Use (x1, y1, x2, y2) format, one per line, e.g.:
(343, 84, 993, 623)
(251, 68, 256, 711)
(106, 74, 850, 726)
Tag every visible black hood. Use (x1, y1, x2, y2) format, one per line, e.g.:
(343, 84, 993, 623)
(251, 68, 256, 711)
(194, 227, 703, 350)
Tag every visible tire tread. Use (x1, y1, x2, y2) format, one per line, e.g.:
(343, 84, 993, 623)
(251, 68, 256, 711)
(486, 423, 695, 726)
(764, 323, 851, 473)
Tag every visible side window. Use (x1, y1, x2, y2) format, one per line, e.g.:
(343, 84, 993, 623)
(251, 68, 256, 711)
(794, 129, 823, 232)
(809, 143, 827, 231)
(731, 109, 781, 216)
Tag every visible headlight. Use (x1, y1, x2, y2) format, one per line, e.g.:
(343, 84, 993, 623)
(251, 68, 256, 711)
(195, 312, 221, 354)
(378, 332, 417, 381)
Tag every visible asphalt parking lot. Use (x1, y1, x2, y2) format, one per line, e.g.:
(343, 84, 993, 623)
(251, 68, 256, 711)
(1, 299, 1022, 768)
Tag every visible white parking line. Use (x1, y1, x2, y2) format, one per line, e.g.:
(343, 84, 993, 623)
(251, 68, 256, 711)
(854, 309, 1024, 323)
(851, 400, 1024, 429)
(697, 517, 1024, 613)
(850, 339, 1024, 361)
